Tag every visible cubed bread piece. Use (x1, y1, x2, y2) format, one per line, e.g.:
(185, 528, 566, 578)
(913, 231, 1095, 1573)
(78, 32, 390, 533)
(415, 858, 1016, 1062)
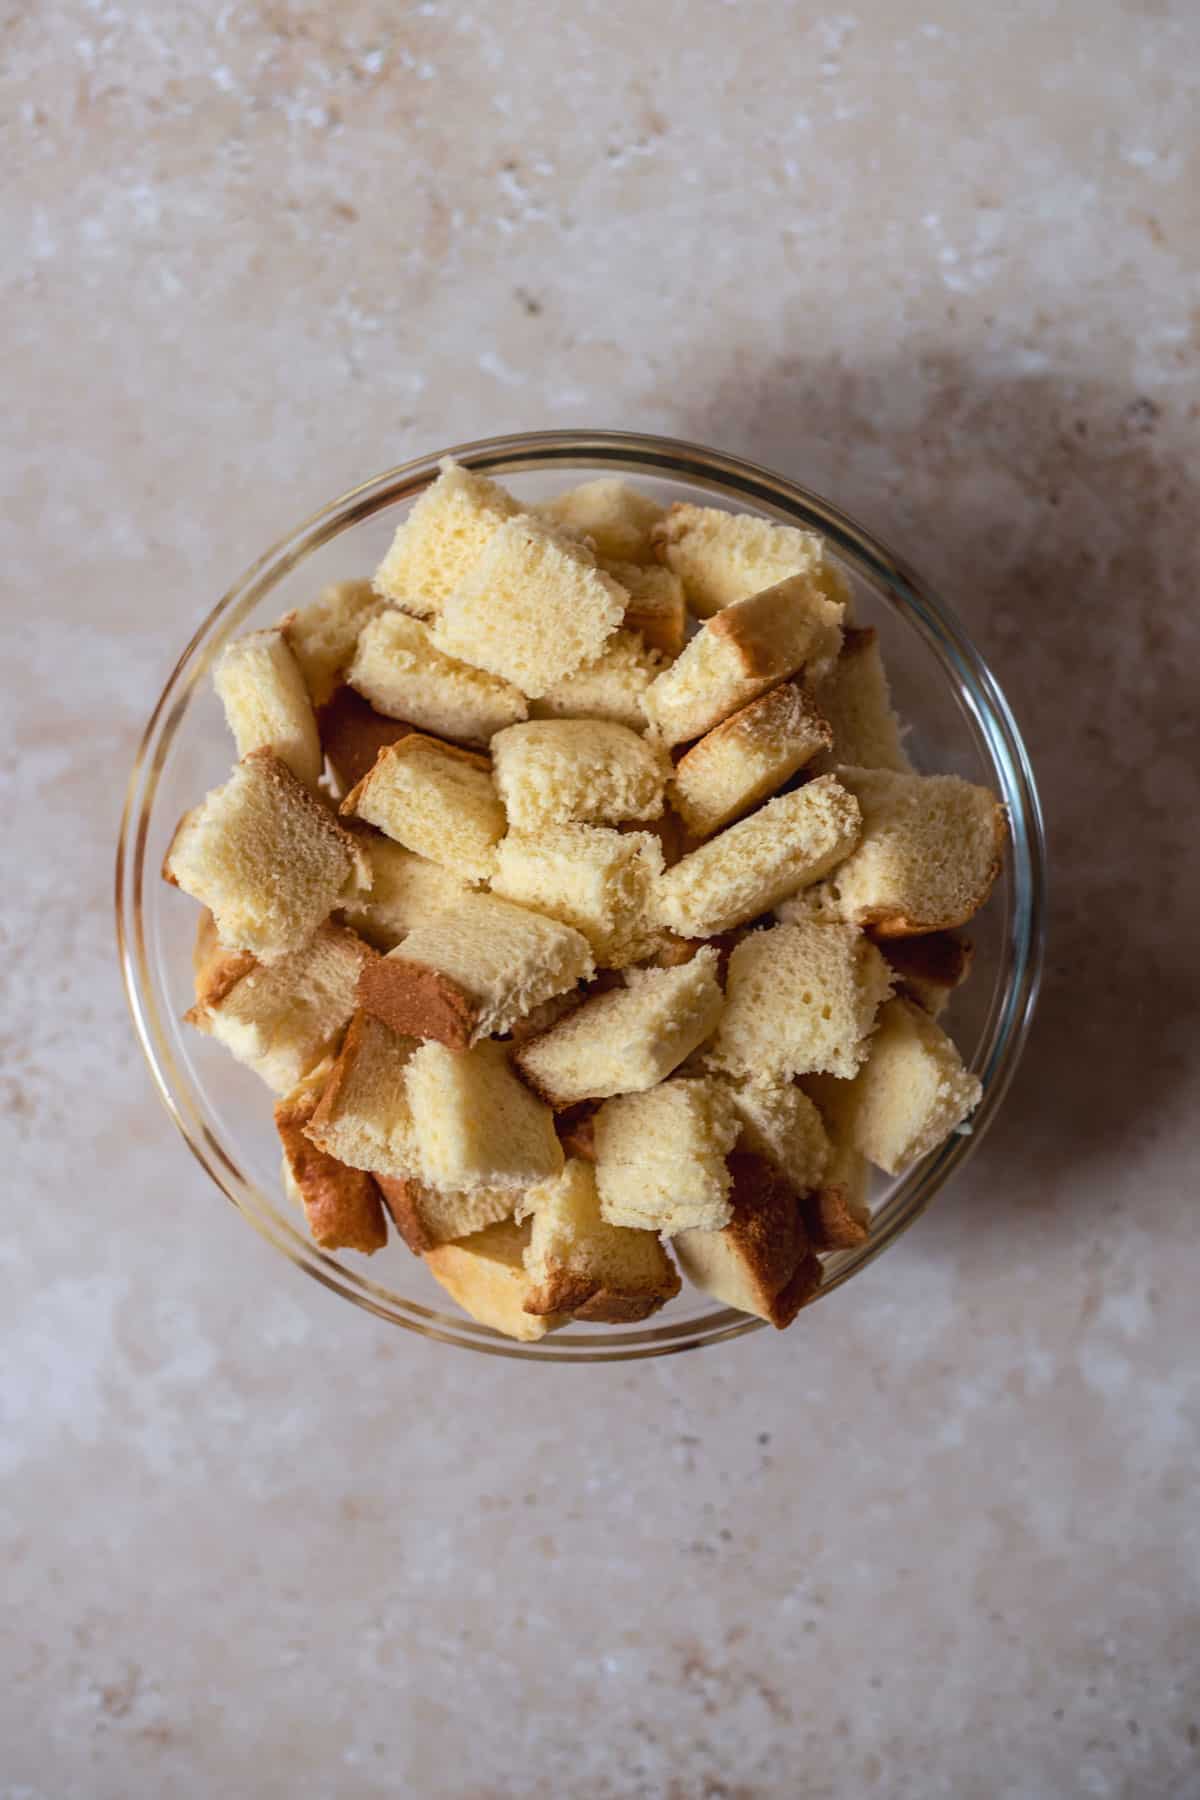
(641, 574, 844, 747)
(722, 1078, 832, 1192)
(821, 767, 1006, 937)
(491, 719, 669, 833)
(710, 919, 893, 1081)
(673, 1153, 821, 1328)
(530, 630, 663, 731)
(670, 682, 834, 839)
(406, 1040, 563, 1192)
(373, 459, 521, 619)
(535, 478, 665, 564)
(515, 947, 723, 1106)
(318, 687, 417, 795)
(375, 1171, 517, 1254)
(359, 893, 594, 1047)
(809, 626, 912, 775)
(802, 1136, 871, 1251)
(880, 932, 974, 1018)
(279, 579, 382, 709)
(651, 502, 844, 620)
(340, 733, 506, 883)
(304, 1010, 421, 1176)
(163, 749, 364, 963)
(434, 515, 626, 697)
(336, 834, 471, 951)
(213, 628, 323, 788)
(275, 1068, 388, 1253)
(185, 920, 374, 1094)
(519, 1159, 681, 1322)
(594, 1076, 739, 1235)
(348, 609, 528, 745)
(491, 825, 664, 968)
(805, 997, 982, 1176)
(605, 562, 688, 658)
(424, 1218, 563, 1342)
(655, 774, 862, 938)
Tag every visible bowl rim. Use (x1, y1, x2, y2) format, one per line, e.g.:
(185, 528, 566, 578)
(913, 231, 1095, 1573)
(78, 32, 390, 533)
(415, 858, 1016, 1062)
(116, 427, 1046, 1362)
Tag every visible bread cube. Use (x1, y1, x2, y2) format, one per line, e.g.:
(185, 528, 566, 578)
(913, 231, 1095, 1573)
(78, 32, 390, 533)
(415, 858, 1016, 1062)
(491, 824, 664, 967)
(406, 1040, 563, 1192)
(318, 688, 416, 795)
(359, 893, 594, 1048)
(606, 562, 687, 658)
(594, 1076, 739, 1235)
(652, 502, 846, 619)
(348, 609, 528, 746)
(880, 931, 974, 1019)
(673, 1153, 821, 1328)
(822, 767, 1006, 937)
(723, 1078, 832, 1192)
(163, 749, 364, 963)
(530, 630, 663, 732)
(336, 834, 470, 952)
(279, 579, 381, 710)
(275, 1068, 389, 1253)
(669, 682, 833, 839)
(655, 774, 861, 938)
(213, 627, 323, 788)
(491, 719, 669, 833)
(809, 626, 912, 775)
(375, 1171, 518, 1254)
(423, 1219, 562, 1341)
(709, 920, 893, 1082)
(433, 515, 626, 697)
(536, 478, 665, 564)
(642, 574, 844, 747)
(304, 1011, 421, 1177)
(340, 732, 506, 883)
(515, 947, 723, 1106)
(520, 1159, 682, 1322)
(373, 459, 520, 619)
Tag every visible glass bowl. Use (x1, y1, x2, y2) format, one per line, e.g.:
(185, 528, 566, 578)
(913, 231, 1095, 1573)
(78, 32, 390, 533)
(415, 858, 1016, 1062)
(116, 430, 1045, 1362)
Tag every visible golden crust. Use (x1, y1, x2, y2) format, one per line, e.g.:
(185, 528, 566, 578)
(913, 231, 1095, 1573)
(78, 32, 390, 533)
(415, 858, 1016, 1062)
(803, 1185, 870, 1252)
(275, 1083, 388, 1254)
(358, 955, 478, 1051)
(339, 730, 492, 820)
(318, 686, 417, 792)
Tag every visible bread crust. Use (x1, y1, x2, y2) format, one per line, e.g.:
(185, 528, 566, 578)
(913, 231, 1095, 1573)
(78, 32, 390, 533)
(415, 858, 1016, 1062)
(357, 954, 478, 1050)
(318, 686, 417, 791)
(275, 1083, 388, 1253)
(374, 1173, 439, 1254)
(339, 730, 492, 819)
(802, 1185, 870, 1251)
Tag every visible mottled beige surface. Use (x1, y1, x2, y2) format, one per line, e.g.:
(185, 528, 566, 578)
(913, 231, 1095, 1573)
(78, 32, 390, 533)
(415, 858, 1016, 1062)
(5, 2, 1200, 1795)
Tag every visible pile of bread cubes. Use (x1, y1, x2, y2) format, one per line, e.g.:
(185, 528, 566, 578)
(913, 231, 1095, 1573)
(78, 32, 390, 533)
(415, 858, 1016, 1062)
(164, 463, 1005, 1341)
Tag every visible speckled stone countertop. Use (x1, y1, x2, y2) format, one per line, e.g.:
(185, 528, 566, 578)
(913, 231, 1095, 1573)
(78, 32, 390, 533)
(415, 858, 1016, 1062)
(5, 3, 1200, 1795)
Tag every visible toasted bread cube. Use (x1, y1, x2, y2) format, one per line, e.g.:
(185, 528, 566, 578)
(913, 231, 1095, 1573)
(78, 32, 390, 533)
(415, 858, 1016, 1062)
(304, 1010, 421, 1177)
(594, 1076, 739, 1235)
(520, 1159, 681, 1322)
(515, 947, 723, 1107)
(348, 609, 528, 746)
(373, 459, 521, 620)
(670, 682, 834, 839)
(423, 1218, 563, 1341)
(880, 932, 974, 1018)
(655, 774, 861, 938)
(491, 719, 669, 833)
(213, 628, 323, 788)
(185, 920, 374, 1094)
(375, 1171, 518, 1254)
(275, 1068, 388, 1253)
(535, 478, 665, 564)
(652, 502, 847, 620)
(809, 626, 912, 775)
(279, 579, 381, 710)
(340, 733, 506, 883)
(723, 1078, 832, 1192)
(802, 1136, 871, 1251)
(492, 824, 665, 968)
(434, 515, 626, 697)
(359, 893, 594, 1047)
(318, 688, 416, 795)
(674, 1153, 821, 1328)
(710, 920, 892, 1081)
(642, 575, 844, 747)
(163, 750, 364, 963)
(336, 835, 470, 951)
(530, 630, 663, 732)
(823, 767, 1006, 937)
(406, 1040, 563, 1192)
(606, 563, 688, 658)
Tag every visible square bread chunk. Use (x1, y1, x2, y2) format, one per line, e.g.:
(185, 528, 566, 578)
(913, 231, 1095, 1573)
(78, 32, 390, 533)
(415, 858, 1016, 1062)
(641, 574, 844, 747)
(340, 733, 506, 883)
(669, 681, 834, 838)
(520, 1158, 682, 1322)
(605, 562, 688, 658)
(317, 688, 416, 795)
(279, 579, 381, 710)
(651, 502, 842, 619)
(373, 459, 521, 619)
(530, 630, 663, 731)
(163, 749, 364, 963)
(491, 719, 669, 832)
(433, 515, 626, 696)
(709, 920, 893, 1081)
(213, 627, 323, 788)
(655, 775, 862, 938)
(535, 478, 665, 565)
(491, 824, 665, 968)
(275, 1069, 389, 1254)
(348, 609, 528, 745)
(359, 893, 594, 1048)
(423, 1218, 563, 1342)
(822, 767, 1006, 937)
(594, 1076, 739, 1235)
(336, 834, 471, 952)
(375, 1171, 518, 1254)
(723, 1077, 832, 1192)
(304, 1010, 421, 1177)
(880, 931, 974, 1019)
(515, 947, 723, 1106)
(809, 626, 912, 775)
(185, 919, 374, 1094)
(673, 1153, 822, 1328)
(406, 1040, 564, 1192)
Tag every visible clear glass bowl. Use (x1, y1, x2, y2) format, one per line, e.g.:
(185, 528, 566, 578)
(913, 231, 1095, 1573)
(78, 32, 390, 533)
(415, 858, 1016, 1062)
(116, 430, 1046, 1362)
